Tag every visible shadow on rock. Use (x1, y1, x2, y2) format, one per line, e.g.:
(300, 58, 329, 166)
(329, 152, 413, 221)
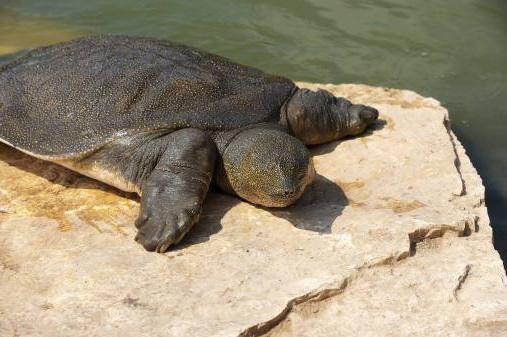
(310, 118, 386, 156)
(0, 143, 138, 201)
(176, 174, 348, 250)
(0, 142, 350, 249)
(174, 190, 237, 249)
(265, 174, 348, 234)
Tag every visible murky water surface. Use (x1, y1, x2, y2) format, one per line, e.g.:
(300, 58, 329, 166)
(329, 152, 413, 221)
(1, 0, 507, 260)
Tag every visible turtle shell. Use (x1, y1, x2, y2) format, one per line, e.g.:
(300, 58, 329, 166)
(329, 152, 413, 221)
(0, 35, 295, 158)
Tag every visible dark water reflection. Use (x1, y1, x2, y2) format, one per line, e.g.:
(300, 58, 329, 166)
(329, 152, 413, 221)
(1, 0, 507, 263)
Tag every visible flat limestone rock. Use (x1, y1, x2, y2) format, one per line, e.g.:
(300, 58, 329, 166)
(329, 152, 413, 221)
(1, 83, 506, 337)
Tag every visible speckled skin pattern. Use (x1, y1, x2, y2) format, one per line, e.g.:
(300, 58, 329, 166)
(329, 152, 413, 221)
(0, 35, 378, 252)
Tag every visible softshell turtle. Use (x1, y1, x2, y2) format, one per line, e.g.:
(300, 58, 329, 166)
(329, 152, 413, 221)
(0, 35, 378, 252)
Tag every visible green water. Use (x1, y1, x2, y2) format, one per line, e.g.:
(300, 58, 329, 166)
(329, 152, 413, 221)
(1, 0, 507, 261)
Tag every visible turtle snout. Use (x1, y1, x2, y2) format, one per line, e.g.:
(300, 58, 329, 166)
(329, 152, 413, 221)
(273, 185, 298, 199)
(360, 106, 379, 125)
(347, 104, 379, 136)
(283, 188, 296, 197)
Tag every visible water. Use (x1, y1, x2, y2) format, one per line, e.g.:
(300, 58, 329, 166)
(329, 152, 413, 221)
(1, 0, 507, 262)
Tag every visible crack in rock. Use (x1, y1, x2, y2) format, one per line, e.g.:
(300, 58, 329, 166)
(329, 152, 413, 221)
(453, 264, 472, 301)
(237, 277, 352, 337)
(443, 117, 467, 198)
(237, 219, 475, 337)
(408, 219, 473, 256)
(237, 112, 484, 337)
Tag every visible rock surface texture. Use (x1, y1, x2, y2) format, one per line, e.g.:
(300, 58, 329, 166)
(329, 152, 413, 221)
(1, 83, 506, 337)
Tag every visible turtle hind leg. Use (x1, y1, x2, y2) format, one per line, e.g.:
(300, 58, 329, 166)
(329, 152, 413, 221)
(133, 128, 217, 252)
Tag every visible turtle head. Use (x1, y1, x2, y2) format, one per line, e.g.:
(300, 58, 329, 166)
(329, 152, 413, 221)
(285, 88, 379, 145)
(216, 128, 315, 207)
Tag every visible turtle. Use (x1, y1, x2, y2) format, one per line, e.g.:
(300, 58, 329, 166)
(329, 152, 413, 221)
(0, 35, 378, 252)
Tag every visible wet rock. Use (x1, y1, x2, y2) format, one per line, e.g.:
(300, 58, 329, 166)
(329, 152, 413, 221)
(1, 83, 506, 337)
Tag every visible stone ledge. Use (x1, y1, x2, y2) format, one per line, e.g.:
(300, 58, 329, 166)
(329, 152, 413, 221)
(0, 83, 506, 337)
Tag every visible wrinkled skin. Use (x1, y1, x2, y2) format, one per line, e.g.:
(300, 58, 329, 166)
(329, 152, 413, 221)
(0, 36, 379, 252)
(286, 88, 379, 145)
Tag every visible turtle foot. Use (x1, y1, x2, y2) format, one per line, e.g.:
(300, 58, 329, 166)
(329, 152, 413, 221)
(135, 207, 199, 253)
(134, 169, 204, 253)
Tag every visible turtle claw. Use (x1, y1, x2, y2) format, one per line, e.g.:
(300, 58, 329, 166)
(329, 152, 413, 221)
(135, 208, 199, 253)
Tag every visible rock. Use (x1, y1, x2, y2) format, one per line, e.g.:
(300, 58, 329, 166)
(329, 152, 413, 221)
(1, 83, 506, 337)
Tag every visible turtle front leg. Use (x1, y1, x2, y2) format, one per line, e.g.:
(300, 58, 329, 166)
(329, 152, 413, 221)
(135, 128, 217, 253)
